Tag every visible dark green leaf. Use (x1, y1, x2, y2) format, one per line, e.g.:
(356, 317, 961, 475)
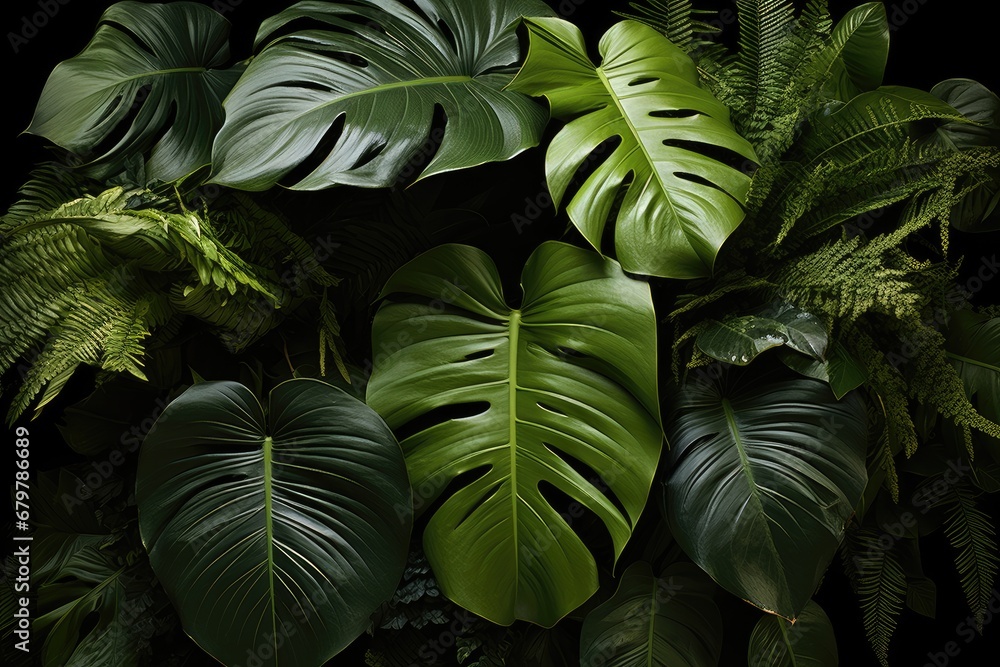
(211, 0, 552, 190)
(137, 379, 412, 666)
(664, 372, 868, 619)
(579, 562, 722, 667)
(27, 1, 242, 181)
(747, 600, 838, 667)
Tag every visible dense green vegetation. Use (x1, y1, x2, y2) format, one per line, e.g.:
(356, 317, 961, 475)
(2, 0, 999, 665)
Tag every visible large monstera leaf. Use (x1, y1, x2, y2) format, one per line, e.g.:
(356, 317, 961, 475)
(579, 562, 723, 667)
(664, 372, 868, 620)
(26, 1, 242, 181)
(210, 0, 553, 191)
(136, 379, 412, 666)
(509, 18, 758, 279)
(366, 242, 662, 626)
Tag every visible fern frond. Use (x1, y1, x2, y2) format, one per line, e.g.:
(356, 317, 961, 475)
(0, 184, 306, 420)
(844, 528, 906, 667)
(616, 0, 721, 52)
(939, 485, 1000, 629)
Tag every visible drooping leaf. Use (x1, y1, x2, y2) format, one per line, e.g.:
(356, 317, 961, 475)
(509, 18, 758, 279)
(26, 1, 242, 181)
(843, 528, 907, 667)
(366, 242, 662, 626)
(211, 0, 553, 191)
(825, 3, 890, 101)
(696, 301, 828, 366)
(664, 372, 868, 619)
(136, 379, 412, 666)
(937, 485, 1000, 630)
(746, 599, 838, 667)
(579, 562, 723, 667)
(780, 341, 869, 399)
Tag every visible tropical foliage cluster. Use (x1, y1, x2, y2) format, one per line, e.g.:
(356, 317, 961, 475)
(2, 0, 999, 665)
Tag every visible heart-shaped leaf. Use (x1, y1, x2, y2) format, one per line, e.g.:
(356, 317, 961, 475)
(137, 379, 411, 666)
(509, 18, 758, 279)
(366, 242, 662, 626)
(747, 600, 838, 667)
(664, 372, 868, 619)
(27, 1, 243, 181)
(210, 0, 553, 191)
(579, 562, 723, 667)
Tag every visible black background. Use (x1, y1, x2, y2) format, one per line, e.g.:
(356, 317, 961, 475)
(1, 1, 998, 665)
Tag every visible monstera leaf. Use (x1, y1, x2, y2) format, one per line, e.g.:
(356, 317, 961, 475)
(509, 18, 758, 279)
(664, 372, 868, 620)
(26, 1, 242, 182)
(136, 379, 412, 666)
(747, 600, 838, 667)
(210, 0, 553, 191)
(579, 562, 723, 667)
(366, 242, 662, 626)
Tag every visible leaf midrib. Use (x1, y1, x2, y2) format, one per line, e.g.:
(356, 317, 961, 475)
(263, 435, 278, 665)
(508, 309, 521, 596)
(292, 75, 475, 124)
(721, 398, 787, 612)
(595, 66, 684, 230)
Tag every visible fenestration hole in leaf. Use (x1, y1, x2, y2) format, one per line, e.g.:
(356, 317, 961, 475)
(394, 402, 491, 441)
(419, 465, 491, 524)
(91, 93, 126, 130)
(461, 349, 494, 362)
(326, 51, 369, 68)
(629, 76, 660, 86)
(537, 480, 615, 559)
(649, 108, 700, 118)
(662, 138, 748, 170)
(351, 141, 387, 170)
(543, 442, 629, 522)
(568, 136, 623, 195)
(455, 480, 503, 529)
(278, 113, 346, 187)
(103, 20, 156, 57)
(537, 402, 568, 417)
(89, 90, 172, 162)
(437, 19, 458, 52)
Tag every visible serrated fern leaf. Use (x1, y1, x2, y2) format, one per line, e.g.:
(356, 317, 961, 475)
(941, 485, 1000, 630)
(845, 528, 906, 667)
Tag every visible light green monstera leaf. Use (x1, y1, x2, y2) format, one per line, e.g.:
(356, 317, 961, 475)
(366, 241, 662, 626)
(137, 379, 411, 666)
(509, 18, 758, 279)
